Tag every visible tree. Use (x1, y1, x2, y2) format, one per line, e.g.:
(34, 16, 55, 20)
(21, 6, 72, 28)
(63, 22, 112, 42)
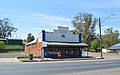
(102, 28, 120, 48)
(91, 39, 99, 52)
(0, 18, 17, 38)
(27, 33, 35, 43)
(71, 12, 98, 47)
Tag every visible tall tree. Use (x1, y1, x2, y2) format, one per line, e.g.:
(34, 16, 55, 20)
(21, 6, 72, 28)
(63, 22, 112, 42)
(0, 18, 17, 38)
(72, 12, 98, 47)
(102, 28, 120, 48)
(27, 33, 35, 43)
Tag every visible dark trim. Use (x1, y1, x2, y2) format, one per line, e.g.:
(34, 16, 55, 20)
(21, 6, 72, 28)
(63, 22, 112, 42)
(42, 30, 45, 41)
(79, 33, 82, 43)
(44, 47, 48, 58)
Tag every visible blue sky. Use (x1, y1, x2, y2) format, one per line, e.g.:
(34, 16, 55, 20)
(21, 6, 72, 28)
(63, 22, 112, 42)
(0, 0, 120, 39)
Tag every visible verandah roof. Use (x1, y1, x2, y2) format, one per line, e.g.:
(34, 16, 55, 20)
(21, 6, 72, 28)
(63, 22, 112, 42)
(43, 42, 88, 47)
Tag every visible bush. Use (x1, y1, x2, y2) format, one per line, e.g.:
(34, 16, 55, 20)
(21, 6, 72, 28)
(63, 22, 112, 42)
(0, 41, 5, 49)
(5, 45, 23, 49)
(16, 56, 41, 59)
(91, 39, 99, 52)
(0, 45, 24, 53)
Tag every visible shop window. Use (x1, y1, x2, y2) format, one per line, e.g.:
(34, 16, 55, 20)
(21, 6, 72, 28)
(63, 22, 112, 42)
(48, 48, 58, 56)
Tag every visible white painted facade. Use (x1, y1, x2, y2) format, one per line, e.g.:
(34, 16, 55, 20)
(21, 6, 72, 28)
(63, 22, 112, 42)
(38, 32, 43, 42)
(45, 26, 79, 43)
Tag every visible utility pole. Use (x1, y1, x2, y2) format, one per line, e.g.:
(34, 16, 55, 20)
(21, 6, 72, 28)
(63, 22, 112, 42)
(99, 18, 102, 58)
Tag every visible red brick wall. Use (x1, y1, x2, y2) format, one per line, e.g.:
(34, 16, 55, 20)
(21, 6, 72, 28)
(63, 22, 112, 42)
(25, 39, 42, 56)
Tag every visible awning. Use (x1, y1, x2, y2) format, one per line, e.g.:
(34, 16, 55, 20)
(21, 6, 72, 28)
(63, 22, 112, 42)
(42, 42, 88, 47)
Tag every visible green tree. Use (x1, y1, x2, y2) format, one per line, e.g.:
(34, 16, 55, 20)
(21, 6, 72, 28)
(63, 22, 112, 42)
(27, 33, 35, 43)
(102, 28, 120, 48)
(91, 39, 99, 52)
(0, 18, 17, 38)
(71, 12, 98, 47)
(0, 41, 5, 50)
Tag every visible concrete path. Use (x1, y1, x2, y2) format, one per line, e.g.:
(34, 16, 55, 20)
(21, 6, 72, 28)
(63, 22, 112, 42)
(0, 58, 20, 63)
(0, 53, 24, 58)
(0, 52, 120, 63)
(83, 52, 120, 60)
(0, 53, 23, 63)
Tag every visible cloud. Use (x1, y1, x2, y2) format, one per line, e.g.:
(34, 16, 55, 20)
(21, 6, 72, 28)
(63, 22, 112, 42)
(0, 11, 73, 39)
(0, 11, 72, 28)
(0, 11, 72, 22)
(32, 13, 72, 22)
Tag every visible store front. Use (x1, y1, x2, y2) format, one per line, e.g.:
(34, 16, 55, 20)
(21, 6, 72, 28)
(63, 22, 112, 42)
(43, 42, 88, 58)
(47, 47, 81, 58)
(25, 26, 88, 58)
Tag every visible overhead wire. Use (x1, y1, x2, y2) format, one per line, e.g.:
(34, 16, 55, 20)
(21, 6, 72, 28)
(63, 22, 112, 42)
(48, 0, 73, 15)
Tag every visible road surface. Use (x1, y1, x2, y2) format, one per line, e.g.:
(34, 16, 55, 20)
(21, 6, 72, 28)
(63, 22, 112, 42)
(0, 59, 120, 75)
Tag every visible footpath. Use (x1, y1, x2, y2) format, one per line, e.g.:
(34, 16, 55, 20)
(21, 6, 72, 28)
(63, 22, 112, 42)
(0, 58, 20, 63)
(0, 52, 120, 63)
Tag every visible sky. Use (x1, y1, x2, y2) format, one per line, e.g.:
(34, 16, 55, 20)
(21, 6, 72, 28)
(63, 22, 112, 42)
(0, 0, 120, 39)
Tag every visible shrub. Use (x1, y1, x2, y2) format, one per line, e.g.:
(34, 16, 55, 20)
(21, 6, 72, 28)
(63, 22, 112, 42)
(5, 45, 23, 49)
(0, 45, 24, 53)
(16, 56, 41, 59)
(91, 39, 99, 52)
(0, 41, 5, 49)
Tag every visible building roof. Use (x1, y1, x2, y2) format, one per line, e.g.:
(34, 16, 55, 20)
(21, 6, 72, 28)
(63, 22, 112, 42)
(108, 43, 120, 50)
(26, 39, 36, 46)
(0, 38, 22, 40)
(0, 39, 6, 40)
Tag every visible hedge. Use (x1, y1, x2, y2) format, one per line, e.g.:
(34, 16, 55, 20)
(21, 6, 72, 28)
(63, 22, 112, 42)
(16, 56, 41, 59)
(0, 45, 24, 53)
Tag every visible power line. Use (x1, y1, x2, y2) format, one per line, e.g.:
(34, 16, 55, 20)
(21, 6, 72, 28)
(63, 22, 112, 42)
(101, 14, 115, 24)
(48, 0, 73, 15)
(101, 17, 120, 19)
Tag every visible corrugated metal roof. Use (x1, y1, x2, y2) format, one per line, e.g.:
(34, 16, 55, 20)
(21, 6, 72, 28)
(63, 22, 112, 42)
(108, 43, 120, 50)
(26, 40, 36, 46)
(0, 39, 6, 40)
(26, 40, 88, 47)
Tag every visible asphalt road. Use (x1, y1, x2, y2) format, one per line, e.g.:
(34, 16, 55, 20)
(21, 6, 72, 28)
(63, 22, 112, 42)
(0, 59, 120, 75)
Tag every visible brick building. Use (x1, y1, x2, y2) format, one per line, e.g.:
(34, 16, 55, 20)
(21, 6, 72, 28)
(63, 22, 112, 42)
(25, 26, 88, 58)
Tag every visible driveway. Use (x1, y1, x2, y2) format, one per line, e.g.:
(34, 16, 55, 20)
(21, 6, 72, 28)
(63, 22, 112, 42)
(83, 51, 120, 60)
(0, 53, 24, 63)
